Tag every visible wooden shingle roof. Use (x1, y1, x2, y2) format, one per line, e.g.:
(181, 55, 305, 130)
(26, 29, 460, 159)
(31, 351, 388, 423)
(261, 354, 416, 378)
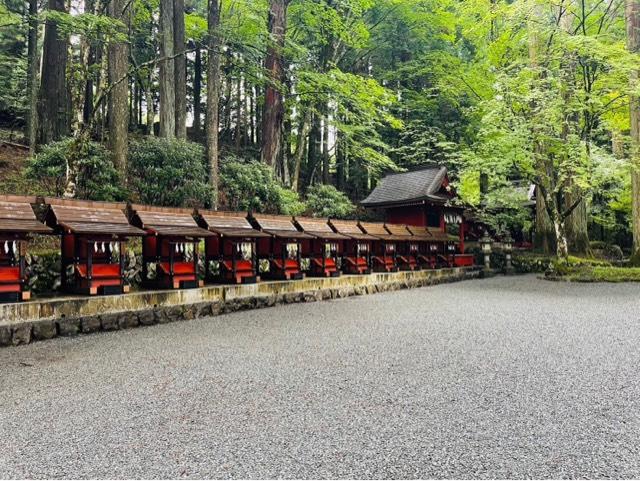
(130, 204, 212, 238)
(45, 198, 144, 236)
(358, 221, 407, 241)
(250, 214, 314, 240)
(196, 210, 269, 238)
(327, 220, 377, 241)
(0, 195, 52, 235)
(293, 217, 348, 241)
(361, 166, 449, 207)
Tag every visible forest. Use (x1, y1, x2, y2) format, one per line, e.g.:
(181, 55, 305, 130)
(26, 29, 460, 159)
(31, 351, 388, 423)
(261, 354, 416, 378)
(0, 0, 639, 261)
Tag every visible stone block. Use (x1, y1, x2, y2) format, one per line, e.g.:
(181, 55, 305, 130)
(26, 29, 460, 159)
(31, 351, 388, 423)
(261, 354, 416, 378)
(0, 326, 11, 347)
(118, 312, 139, 329)
(165, 306, 183, 322)
(303, 291, 319, 302)
(137, 309, 156, 326)
(182, 306, 196, 321)
(100, 313, 121, 331)
(81, 316, 102, 333)
(12, 323, 32, 345)
(210, 301, 222, 315)
(284, 292, 302, 304)
(57, 317, 80, 337)
(32, 320, 57, 340)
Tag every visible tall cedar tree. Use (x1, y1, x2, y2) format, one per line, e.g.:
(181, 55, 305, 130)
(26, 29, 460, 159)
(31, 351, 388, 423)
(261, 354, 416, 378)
(207, 0, 222, 207)
(38, 0, 70, 144)
(159, 0, 175, 137)
(261, 0, 290, 169)
(174, 0, 187, 139)
(107, 0, 130, 174)
(628, 0, 640, 257)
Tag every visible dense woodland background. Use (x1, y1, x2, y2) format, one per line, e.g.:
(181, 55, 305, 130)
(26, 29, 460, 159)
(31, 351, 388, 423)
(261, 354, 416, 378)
(1, 0, 640, 259)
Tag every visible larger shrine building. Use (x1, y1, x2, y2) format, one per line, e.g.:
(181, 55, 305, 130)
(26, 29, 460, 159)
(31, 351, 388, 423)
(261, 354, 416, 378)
(360, 165, 467, 249)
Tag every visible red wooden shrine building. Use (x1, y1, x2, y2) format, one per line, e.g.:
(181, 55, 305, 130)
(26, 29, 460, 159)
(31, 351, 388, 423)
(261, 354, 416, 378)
(327, 220, 373, 275)
(293, 216, 348, 277)
(45, 198, 145, 295)
(129, 205, 212, 290)
(361, 165, 474, 267)
(357, 221, 400, 273)
(196, 209, 269, 284)
(249, 214, 314, 280)
(0, 195, 52, 302)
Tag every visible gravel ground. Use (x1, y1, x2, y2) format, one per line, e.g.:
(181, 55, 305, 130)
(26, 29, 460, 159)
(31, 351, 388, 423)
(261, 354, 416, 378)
(1, 274, 640, 479)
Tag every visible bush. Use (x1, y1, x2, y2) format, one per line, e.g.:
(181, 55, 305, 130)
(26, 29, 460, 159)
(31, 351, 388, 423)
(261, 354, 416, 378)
(220, 157, 306, 214)
(26, 138, 126, 201)
(128, 137, 213, 207)
(305, 184, 355, 219)
(277, 186, 306, 215)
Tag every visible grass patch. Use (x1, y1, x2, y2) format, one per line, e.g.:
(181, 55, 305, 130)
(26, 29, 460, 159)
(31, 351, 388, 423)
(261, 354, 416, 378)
(562, 266, 640, 283)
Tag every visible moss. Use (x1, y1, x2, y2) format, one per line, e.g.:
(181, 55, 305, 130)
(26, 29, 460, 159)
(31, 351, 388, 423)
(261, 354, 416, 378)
(629, 249, 640, 267)
(553, 265, 640, 283)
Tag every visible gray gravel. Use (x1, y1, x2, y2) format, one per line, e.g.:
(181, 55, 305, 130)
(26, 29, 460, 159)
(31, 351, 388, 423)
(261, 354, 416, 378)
(1, 274, 640, 479)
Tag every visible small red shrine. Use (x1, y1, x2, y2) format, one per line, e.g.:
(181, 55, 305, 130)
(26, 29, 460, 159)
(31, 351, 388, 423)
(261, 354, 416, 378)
(384, 223, 419, 271)
(45, 198, 145, 295)
(129, 205, 212, 290)
(327, 220, 373, 275)
(196, 210, 269, 284)
(0, 195, 53, 302)
(293, 217, 348, 277)
(357, 221, 400, 273)
(249, 214, 314, 280)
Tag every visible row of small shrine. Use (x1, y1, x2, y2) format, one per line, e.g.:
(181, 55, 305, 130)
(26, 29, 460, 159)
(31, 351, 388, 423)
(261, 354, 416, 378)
(0, 195, 475, 303)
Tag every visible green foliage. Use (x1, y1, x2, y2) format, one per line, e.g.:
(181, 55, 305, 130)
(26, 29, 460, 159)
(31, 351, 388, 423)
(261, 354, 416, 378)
(128, 138, 212, 207)
(219, 157, 306, 215)
(554, 264, 640, 283)
(305, 184, 355, 219)
(276, 187, 306, 216)
(26, 138, 125, 201)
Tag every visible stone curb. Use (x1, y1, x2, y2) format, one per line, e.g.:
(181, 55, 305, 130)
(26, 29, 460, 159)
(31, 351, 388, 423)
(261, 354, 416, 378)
(0, 268, 480, 348)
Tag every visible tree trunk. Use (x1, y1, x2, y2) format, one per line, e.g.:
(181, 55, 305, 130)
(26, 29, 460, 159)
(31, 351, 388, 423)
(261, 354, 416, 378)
(292, 107, 311, 192)
(81, 0, 96, 129)
(255, 85, 262, 146)
(553, 216, 569, 260)
(248, 84, 255, 145)
(38, 0, 70, 145)
(206, 0, 221, 208)
(26, 0, 39, 153)
(107, 0, 130, 175)
(235, 73, 243, 150)
(145, 71, 155, 136)
(336, 128, 346, 190)
(193, 46, 202, 136)
(627, 0, 640, 258)
(306, 111, 322, 186)
(322, 105, 330, 184)
(560, 1, 589, 255)
(173, 0, 186, 139)
(159, 0, 175, 138)
(261, 0, 290, 168)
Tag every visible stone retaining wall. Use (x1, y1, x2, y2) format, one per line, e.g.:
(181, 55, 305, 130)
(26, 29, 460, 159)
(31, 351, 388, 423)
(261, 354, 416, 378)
(0, 267, 480, 347)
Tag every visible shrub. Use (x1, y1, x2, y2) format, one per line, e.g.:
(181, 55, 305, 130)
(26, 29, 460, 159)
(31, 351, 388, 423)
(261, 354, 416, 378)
(277, 186, 306, 216)
(220, 159, 281, 212)
(26, 138, 126, 200)
(220, 157, 306, 214)
(128, 137, 213, 207)
(305, 184, 355, 219)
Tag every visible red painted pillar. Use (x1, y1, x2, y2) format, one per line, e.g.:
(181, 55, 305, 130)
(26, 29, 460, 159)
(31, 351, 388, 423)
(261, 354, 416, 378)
(439, 211, 445, 232)
(459, 220, 465, 253)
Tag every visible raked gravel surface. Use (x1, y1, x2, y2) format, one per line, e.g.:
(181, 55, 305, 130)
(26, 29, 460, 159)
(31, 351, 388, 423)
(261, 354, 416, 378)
(1, 274, 640, 479)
